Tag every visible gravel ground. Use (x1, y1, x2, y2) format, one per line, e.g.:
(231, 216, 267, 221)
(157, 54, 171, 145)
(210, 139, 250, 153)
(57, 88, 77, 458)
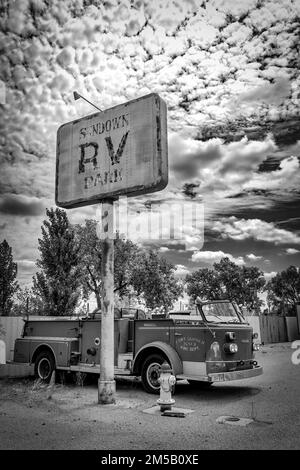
(0, 342, 299, 450)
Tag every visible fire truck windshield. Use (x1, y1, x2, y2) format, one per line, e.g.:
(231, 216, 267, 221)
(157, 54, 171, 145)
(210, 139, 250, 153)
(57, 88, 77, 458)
(201, 302, 245, 324)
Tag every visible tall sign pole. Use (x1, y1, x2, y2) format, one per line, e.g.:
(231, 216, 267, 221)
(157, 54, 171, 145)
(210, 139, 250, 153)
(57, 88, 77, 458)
(98, 199, 115, 404)
(56, 93, 168, 406)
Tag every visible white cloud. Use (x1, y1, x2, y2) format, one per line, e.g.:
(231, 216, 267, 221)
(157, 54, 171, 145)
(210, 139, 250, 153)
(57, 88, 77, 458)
(56, 46, 76, 68)
(169, 133, 279, 198)
(17, 259, 36, 270)
(238, 76, 291, 105)
(244, 156, 300, 192)
(191, 250, 245, 266)
(286, 248, 300, 255)
(246, 253, 263, 261)
(184, 17, 218, 49)
(245, 1, 295, 32)
(175, 264, 190, 277)
(213, 216, 300, 245)
(212, 0, 257, 17)
(159, 246, 170, 253)
(223, 22, 252, 46)
(264, 271, 277, 281)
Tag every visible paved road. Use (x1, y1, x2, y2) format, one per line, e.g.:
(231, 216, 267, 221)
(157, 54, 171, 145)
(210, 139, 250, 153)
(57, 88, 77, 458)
(0, 343, 299, 450)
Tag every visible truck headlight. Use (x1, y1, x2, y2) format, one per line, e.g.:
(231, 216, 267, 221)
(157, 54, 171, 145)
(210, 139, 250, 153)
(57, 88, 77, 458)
(253, 343, 260, 351)
(224, 343, 238, 354)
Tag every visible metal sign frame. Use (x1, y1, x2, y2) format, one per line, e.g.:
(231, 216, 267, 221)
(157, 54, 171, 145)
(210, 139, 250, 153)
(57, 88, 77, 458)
(56, 93, 168, 209)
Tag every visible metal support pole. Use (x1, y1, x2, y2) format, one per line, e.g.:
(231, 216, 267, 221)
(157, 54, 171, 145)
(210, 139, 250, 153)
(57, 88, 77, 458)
(98, 199, 116, 404)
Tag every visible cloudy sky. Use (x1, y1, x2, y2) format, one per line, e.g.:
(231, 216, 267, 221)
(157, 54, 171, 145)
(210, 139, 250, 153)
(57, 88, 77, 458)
(0, 0, 300, 291)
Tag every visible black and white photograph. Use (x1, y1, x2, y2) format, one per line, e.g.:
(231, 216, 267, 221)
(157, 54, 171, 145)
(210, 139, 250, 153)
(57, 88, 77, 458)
(0, 0, 300, 455)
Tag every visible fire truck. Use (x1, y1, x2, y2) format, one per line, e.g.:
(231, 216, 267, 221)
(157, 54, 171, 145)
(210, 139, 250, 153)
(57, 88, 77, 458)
(13, 300, 262, 393)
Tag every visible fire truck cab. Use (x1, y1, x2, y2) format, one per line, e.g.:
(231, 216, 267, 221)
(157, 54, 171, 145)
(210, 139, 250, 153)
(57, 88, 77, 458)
(14, 300, 262, 394)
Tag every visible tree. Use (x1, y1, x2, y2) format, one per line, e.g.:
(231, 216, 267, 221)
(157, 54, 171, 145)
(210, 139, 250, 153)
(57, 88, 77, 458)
(34, 208, 82, 316)
(130, 248, 183, 312)
(239, 266, 265, 310)
(74, 220, 139, 309)
(185, 257, 265, 311)
(74, 220, 183, 311)
(265, 287, 279, 314)
(0, 239, 19, 316)
(265, 266, 300, 314)
(213, 258, 265, 310)
(186, 268, 224, 301)
(213, 258, 244, 303)
(11, 286, 45, 317)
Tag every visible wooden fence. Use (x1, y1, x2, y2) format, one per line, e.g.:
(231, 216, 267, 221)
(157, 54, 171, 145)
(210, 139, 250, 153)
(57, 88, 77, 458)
(0, 317, 25, 361)
(259, 315, 288, 343)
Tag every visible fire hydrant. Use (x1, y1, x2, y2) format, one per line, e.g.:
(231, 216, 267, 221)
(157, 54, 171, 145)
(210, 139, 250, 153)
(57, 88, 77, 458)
(157, 362, 176, 412)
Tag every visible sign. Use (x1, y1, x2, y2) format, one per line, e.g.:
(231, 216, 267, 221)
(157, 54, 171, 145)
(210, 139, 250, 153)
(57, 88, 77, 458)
(56, 93, 168, 208)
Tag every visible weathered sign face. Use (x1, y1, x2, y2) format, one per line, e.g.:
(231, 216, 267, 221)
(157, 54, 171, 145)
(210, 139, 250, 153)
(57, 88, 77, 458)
(56, 93, 168, 208)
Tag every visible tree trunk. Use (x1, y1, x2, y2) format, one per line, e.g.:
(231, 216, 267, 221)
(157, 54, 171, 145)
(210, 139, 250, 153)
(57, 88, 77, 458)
(95, 290, 101, 309)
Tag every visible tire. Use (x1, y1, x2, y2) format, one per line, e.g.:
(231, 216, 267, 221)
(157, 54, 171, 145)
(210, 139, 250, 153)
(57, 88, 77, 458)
(34, 350, 55, 383)
(188, 380, 213, 389)
(141, 354, 167, 394)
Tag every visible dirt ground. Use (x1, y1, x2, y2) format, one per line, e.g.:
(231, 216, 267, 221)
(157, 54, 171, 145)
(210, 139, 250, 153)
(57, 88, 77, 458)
(0, 342, 299, 450)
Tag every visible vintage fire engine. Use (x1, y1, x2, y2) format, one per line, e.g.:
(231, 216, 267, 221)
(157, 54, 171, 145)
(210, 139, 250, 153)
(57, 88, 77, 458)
(13, 300, 262, 394)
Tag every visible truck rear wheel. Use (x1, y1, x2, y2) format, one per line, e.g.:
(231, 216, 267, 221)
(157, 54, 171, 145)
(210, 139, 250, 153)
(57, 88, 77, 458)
(34, 350, 55, 383)
(141, 354, 167, 394)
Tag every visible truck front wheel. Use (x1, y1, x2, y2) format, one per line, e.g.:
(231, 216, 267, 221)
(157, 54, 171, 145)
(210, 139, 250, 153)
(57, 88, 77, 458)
(141, 354, 168, 394)
(34, 350, 55, 383)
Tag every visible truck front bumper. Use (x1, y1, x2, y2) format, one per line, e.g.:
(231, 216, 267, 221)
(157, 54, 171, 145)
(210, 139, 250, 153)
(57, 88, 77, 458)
(208, 366, 263, 382)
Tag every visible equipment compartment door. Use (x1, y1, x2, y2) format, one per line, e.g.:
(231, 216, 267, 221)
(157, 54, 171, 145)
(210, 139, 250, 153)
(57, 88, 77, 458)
(134, 320, 171, 354)
(173, 323, 207, 377)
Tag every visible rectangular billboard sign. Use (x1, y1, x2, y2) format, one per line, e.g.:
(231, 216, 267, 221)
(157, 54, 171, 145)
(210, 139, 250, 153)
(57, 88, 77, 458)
(56, 93, 168, 208)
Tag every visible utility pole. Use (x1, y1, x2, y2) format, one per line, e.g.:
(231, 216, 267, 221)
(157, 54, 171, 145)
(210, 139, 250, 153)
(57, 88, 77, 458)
(98, 199, 116, 404)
